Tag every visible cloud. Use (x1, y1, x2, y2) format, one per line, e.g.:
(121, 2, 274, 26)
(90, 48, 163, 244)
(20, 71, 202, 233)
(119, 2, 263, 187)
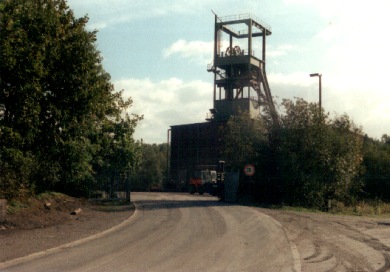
(163, 40, 213, 65)
(268, 72, 320, 108)
(268, 71, 390, 139)
(69, 0, 390, 140)
(280, 0, 390, 138)
(268, 44, 296, 58)
(114, 77, 213, 143)
(269, 72, 313, 87)
(162, 38, 296, 67)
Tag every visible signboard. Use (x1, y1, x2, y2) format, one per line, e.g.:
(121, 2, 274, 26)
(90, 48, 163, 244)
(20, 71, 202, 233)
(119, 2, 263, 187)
(243, 164, 255, 177)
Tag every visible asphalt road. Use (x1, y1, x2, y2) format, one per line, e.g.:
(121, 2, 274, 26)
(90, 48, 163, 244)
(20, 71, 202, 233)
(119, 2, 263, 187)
(1, 192, 297, 272)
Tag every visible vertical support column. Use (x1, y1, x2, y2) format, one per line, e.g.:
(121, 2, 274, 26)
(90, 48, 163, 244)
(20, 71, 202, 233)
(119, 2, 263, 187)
(213, 15, 218, 108)
(126, 172, 131, 202)
(262, 27, 266, 68)
(248, 20, 252, 56)
(319, 74, 322, 114)
(213, 73, 216, 106)
(0, 199, 6, 223)
(227, 32, 233, 101)
(167, 128, 171, 186)
(214, 16, 218, 60)
(229, 34, 233, 51)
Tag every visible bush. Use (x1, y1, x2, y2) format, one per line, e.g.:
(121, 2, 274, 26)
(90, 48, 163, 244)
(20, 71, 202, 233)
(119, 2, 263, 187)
(0, 147, 36, 199)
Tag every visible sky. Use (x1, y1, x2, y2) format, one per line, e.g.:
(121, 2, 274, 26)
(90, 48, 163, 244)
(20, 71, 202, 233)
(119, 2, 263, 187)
(67, 0, 390, 143)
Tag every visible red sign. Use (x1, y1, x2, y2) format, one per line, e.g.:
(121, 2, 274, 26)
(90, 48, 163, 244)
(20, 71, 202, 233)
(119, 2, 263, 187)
(243, 164, 255, 176)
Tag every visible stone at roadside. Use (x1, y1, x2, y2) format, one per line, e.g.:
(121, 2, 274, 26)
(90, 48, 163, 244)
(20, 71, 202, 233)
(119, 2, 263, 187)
(70, 208, 82, 215)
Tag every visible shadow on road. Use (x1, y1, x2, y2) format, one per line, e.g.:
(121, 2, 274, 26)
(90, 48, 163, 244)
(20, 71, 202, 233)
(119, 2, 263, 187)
(88, 199, 135, 213)
(133, 192, 236, 211)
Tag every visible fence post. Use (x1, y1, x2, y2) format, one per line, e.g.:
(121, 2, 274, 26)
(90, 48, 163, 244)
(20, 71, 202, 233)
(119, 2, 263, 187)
(126, 171, 131, 202)
(224, 172, 240, 203)
(0, 199, 6, 223)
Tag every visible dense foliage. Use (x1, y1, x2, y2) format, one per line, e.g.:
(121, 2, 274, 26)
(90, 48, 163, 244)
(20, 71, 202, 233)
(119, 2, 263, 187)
(130, 143, 168, 192)
(1, 1, 389, 208)
(223, 98, 381, 209)
(0, 0, 142, 199)
(276, 99, 364, 208)
(362, 135, 390, 201)
(223, 111, 268, 170)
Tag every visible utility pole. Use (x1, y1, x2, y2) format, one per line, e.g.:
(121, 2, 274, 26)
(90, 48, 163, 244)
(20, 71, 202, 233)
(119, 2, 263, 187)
(310, 73, 322, 117)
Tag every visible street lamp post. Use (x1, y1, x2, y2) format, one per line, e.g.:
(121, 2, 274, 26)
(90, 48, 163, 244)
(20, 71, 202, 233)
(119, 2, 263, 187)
(310, 73, 322, 115)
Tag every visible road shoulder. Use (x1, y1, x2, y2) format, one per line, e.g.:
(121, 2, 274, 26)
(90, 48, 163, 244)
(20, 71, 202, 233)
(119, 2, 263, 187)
(1, 198, 135, 264)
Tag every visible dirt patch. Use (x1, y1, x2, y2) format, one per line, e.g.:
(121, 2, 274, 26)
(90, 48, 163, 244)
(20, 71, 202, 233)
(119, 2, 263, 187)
(257, 208, 390, 272)
(0, 193, 134, 263)
(2, 193, 90, 230)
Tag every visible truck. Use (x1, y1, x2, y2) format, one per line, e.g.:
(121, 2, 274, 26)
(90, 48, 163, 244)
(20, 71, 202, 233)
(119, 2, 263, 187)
(188, 161, 225, 199)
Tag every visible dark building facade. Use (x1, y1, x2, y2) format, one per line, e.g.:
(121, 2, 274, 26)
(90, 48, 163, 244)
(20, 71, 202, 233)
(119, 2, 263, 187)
(169, 122, 225, 190)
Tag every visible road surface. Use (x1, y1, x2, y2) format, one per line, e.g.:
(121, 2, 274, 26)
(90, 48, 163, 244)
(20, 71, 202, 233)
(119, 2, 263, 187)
(1, 192, 297, 272)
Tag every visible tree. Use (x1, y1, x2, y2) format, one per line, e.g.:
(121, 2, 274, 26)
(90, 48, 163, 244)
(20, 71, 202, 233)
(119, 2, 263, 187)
(93, 111, 142, 196)
(223, 111, 268, 170)
(222, 111, 275, 200)
(130, 143, 168, 191)
(277, 98, 363, 208)
(0, 0, 141, 198)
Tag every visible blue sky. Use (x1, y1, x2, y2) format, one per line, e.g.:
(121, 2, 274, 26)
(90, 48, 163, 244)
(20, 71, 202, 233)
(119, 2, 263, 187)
(67, 0, 390, 143)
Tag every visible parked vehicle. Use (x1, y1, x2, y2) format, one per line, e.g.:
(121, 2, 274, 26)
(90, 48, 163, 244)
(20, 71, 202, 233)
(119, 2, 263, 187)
(189, 161, 225, 199)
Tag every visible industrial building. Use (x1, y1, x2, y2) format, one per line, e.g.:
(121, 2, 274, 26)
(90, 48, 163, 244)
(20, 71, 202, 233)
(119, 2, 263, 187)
(169, 13, 278, 190)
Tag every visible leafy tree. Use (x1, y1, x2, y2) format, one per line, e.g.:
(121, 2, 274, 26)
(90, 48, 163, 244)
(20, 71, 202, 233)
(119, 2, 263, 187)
(0, 128, 37, 199)
(131, 143, 168, 191)
(93, 113, 142, 196)
(277, 98, 364, 208)
(223, 111, 268, 170)
(222, 111, 275, 201)
(0, 0, 141, 198)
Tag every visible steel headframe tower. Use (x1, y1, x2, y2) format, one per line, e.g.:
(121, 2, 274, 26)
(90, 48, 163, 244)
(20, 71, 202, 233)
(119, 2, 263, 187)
(207, 13, 279, 126)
